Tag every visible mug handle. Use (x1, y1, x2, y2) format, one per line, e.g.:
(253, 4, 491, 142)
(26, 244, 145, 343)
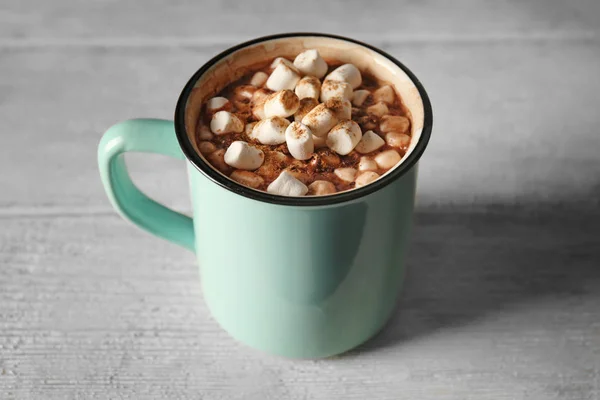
(97, 118, 195, 252)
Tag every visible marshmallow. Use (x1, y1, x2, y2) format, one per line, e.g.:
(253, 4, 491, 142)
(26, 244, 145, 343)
(355, 130, 385, 154)
(252, 88, 272, 104)
(308, 180, 336, 196)
(198, 124, 213, 140)
(355, 171, 380, 188)
(250, 71, 269, 87)
(245, 122, 256, 136)
(385, 132, 411, 149)
(264, 90, 300, 118)
(270, 57, 294, 70)
(358, 156, 378, 171)
(224, 141, 265, 170)
(326, 120, 362, 155)
(380, 115, 410, 134)
(373, 85, 395, 105)
(206, 97, 231, 113)
(367, 102, 389, 117)
(230, 170, 265, 189)
(324, 98, 352, 120)
(295, 76, 321, 99)
(206, 149, 231, 173)
(266, 63, 301, 91)
(210, 111, 244, 135)
(313, 134, 328, 149)
(293, 49, 328, 79)
(233, 85, 256, 101)
(267, 170, 308, 196)
(285, 122, 314, 160)
(320, 80, 353, 102)
(325, 64, 362, 89)
(352, 90, 370, 107)
(294, 97, 318, 122)
(250, 117, 289, 145)
(334, 167, 357, 183)
(301, 103, 338, 137)
(198, 141, 216, 154)
(374, 149, 401, 169)
(252, 102, 266, 120)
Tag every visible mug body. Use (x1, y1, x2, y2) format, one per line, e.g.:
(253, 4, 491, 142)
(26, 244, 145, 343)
(188, 162, 417, 358)
(174, 33, 432, 358)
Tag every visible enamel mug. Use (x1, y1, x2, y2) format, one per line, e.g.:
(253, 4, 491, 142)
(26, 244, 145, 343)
(98, 33, 433, 358)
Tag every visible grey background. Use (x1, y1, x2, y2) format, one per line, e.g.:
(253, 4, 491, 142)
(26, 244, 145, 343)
(1, 1, 600, 399)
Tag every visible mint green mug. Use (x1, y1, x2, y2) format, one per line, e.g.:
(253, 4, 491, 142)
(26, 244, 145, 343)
(98, 33, 432, 358)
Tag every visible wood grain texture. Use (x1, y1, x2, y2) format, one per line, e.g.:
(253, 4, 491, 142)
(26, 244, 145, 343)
(1, 0, 600, 398)
(1, 208, 599, 399)
(1, 0, 599, 45)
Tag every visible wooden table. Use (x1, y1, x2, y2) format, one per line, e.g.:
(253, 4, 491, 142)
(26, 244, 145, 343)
(1, 1, 599, 398)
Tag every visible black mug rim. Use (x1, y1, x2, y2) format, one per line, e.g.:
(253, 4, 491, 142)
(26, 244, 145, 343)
(174, 32, 433, 206)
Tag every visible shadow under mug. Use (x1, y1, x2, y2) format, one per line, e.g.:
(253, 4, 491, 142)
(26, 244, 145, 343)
(97, 33, 433, 359)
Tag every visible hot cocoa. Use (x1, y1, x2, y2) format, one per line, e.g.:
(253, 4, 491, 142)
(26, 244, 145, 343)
(194, 49, 412, 196)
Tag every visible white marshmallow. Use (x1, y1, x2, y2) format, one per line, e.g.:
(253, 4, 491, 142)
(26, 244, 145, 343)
(206, 97, 231, 113)
(326, 120, 362, 155)
(252, 102, 266, 120)
(324, 98, 352, 120)
(250, 117, 289, 145)
(325, 64, 362, 89)
(372, 85, 395, 105)
(367, 102, 389, 117)
(352, 90, 370, 106)
(270, 57, 294, 70)
(266, 63, 301, 91)
(355, 171, 380, 188)
(301, 103, 338, 137)
(264, 90, 300, 118)
(230, 170, 264, 189)
(358, 156, 378, 171)
(224, 141, 265, 170)
(355, 130, 385, 154)
(285, 122, 314, 160)
(308, 180, 336, 196)
(320, 80, 353, 102)
(294, 97, 319, 122)
(334, 167, 357, 183)
(210, 111, 243, 135)
(245, 122, 256, 136)
(252, 88, 272, 104)
(250, 71, 269, 87)
(313, 134, 328, 149)
(293, 49, 328, 79)
(374, 149, 401, 169)
(267, 170, 308, 196)
(294, 76, 321, 99)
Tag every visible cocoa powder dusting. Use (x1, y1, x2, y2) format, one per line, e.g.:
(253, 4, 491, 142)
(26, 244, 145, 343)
(195, 56, 412, 194)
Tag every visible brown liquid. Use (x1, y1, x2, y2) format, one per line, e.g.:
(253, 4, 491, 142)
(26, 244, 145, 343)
(195, 58, 412, 193)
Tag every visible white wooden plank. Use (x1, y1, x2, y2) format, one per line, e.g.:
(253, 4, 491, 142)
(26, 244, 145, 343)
(1, 208, 599, 399)
(1, 42, 599, 212)
(0, 0, 599, 44)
